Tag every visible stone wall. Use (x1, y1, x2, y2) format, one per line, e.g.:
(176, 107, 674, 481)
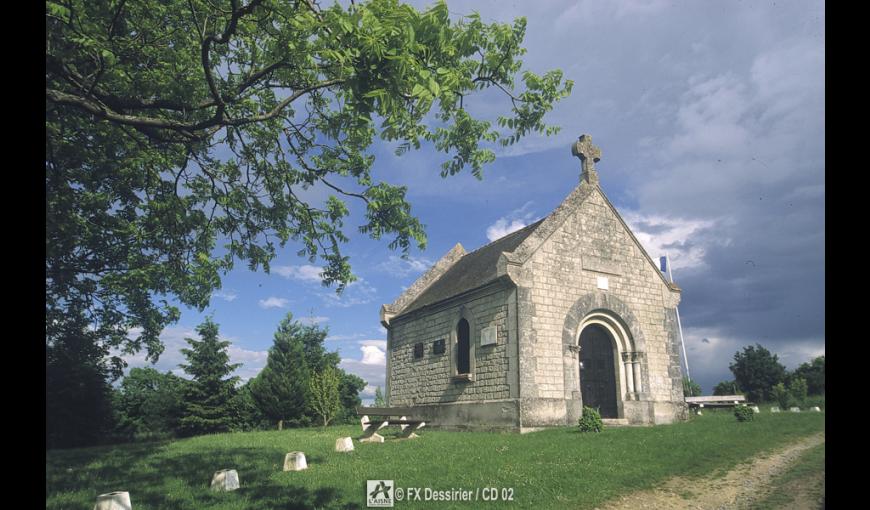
(383, 182, 687, 430)
(517, 186, 685, 425)
(387, 282, 516, 411)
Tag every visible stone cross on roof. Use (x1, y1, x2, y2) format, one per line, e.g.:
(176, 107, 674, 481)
(571, 134, 601, 185)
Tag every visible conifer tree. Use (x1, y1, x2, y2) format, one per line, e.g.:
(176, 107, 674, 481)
(179, 318, 240, 436)
(373, 386, 386, 407)
(249, 313, 311, 430)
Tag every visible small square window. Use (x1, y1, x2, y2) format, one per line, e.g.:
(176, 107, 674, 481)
(413, 342, 424, 358)
(433, 339, 446, 354)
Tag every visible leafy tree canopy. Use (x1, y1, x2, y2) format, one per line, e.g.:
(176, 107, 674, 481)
(728, 343, 786, 402)
(792, 355, 824, 395)
(45, 0, 573, 367)
(249, 312, 366, 426)
(114, 367, 186, 438)
(46, 321, 116, 448)
(712, 380, 742, 396)
(338, 371, 366, 423)
(309, 365, 342, 426)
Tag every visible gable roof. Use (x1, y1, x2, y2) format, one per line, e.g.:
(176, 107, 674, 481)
(388, 219, 544, 318)
(384, 179, 679, 323)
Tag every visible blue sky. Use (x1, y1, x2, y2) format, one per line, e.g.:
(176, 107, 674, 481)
(119, 0, 825, 398)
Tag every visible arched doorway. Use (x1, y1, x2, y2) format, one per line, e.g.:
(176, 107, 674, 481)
(579, 324, 618, 418)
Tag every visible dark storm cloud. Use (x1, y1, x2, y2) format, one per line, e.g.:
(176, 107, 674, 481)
(398, 0, 826, 392)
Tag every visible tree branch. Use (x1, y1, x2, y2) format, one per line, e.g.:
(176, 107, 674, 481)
(47, 79, 343, 137)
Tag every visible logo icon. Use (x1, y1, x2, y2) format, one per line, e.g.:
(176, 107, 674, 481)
(366, 480, 394, 507)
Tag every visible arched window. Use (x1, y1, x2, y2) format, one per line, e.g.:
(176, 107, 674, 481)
(457, 318, 471, 374)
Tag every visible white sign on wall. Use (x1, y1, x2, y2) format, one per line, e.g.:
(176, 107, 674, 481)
(597, 276, 609, 290)
(480, 325, 497, 346)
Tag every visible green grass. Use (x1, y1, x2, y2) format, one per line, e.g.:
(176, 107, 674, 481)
(750, 441, 825, 510)
(46, 412, 824, 509)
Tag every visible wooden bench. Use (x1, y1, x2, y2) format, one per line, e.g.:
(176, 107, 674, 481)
(685, 395, 752, 411)
(356, 407, 426, 442)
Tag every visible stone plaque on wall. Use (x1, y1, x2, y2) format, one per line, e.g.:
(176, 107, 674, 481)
(480, 325, 497, 346)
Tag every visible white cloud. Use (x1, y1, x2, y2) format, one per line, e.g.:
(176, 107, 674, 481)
(360, 345, 386, 366)
(111, 325, 268, 384)
(339, 339, 388, 390)
(360, 339, 388, 350)
(319, 278, 378, 308)
(273, 264, 323, 282)
(486, 219, 529, 242)
(227, 345, 269, 383)
(486, 201, 538, 242)
(213, 289, 238, 302)
(258, 297, 289, 309)
(376, 255, 435, 277)
(326, 332, 367, 342)
(274, 262, 377, 308)
(622, 211, 717, 271)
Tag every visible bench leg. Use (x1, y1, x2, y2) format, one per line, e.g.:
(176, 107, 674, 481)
(359, 415, 388, 443)
(397, 418, 425, 439)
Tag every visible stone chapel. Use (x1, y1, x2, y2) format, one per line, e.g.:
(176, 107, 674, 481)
(379, 135, 688, 431)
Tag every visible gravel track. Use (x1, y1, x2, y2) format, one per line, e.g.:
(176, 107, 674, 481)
(594, 432, 825, 510)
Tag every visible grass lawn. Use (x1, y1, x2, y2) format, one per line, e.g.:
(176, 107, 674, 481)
(46, 411, 824, 509)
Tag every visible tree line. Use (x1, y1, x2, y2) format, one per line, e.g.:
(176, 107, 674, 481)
(46, 312, 366, 449)
(682, 343, 825, 406)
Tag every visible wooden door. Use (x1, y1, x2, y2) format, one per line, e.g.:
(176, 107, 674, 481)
(579, 324, 618, 418)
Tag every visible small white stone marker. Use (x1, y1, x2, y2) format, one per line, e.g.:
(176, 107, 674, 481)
(810, 406, 821, 412)
(751, 406, 760, 413)
(790, 407, 801, 413)
(335, 437, 355, 452)
(771, 407, 780, 413)
(284, 452, 308, 471)
(210, 469, 240, 492)
(94, 491, 131, 510)
(696, 410, 702, 416)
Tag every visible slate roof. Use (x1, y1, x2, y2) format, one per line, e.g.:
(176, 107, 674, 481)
(399, 218, 545, 315)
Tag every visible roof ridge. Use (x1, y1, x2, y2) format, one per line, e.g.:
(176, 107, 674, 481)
(463, 217, 546, 257)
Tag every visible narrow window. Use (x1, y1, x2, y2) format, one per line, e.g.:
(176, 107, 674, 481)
(457, 318, 471, 374)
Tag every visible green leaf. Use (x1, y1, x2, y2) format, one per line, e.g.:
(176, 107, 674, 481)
(45, 0, 572, 368)
(429, 77, 440, 96)
(46, 1, 70, 19)
(411, 83, 427, 97)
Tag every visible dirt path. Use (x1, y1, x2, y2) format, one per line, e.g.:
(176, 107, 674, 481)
(595, 432, 825, 510)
